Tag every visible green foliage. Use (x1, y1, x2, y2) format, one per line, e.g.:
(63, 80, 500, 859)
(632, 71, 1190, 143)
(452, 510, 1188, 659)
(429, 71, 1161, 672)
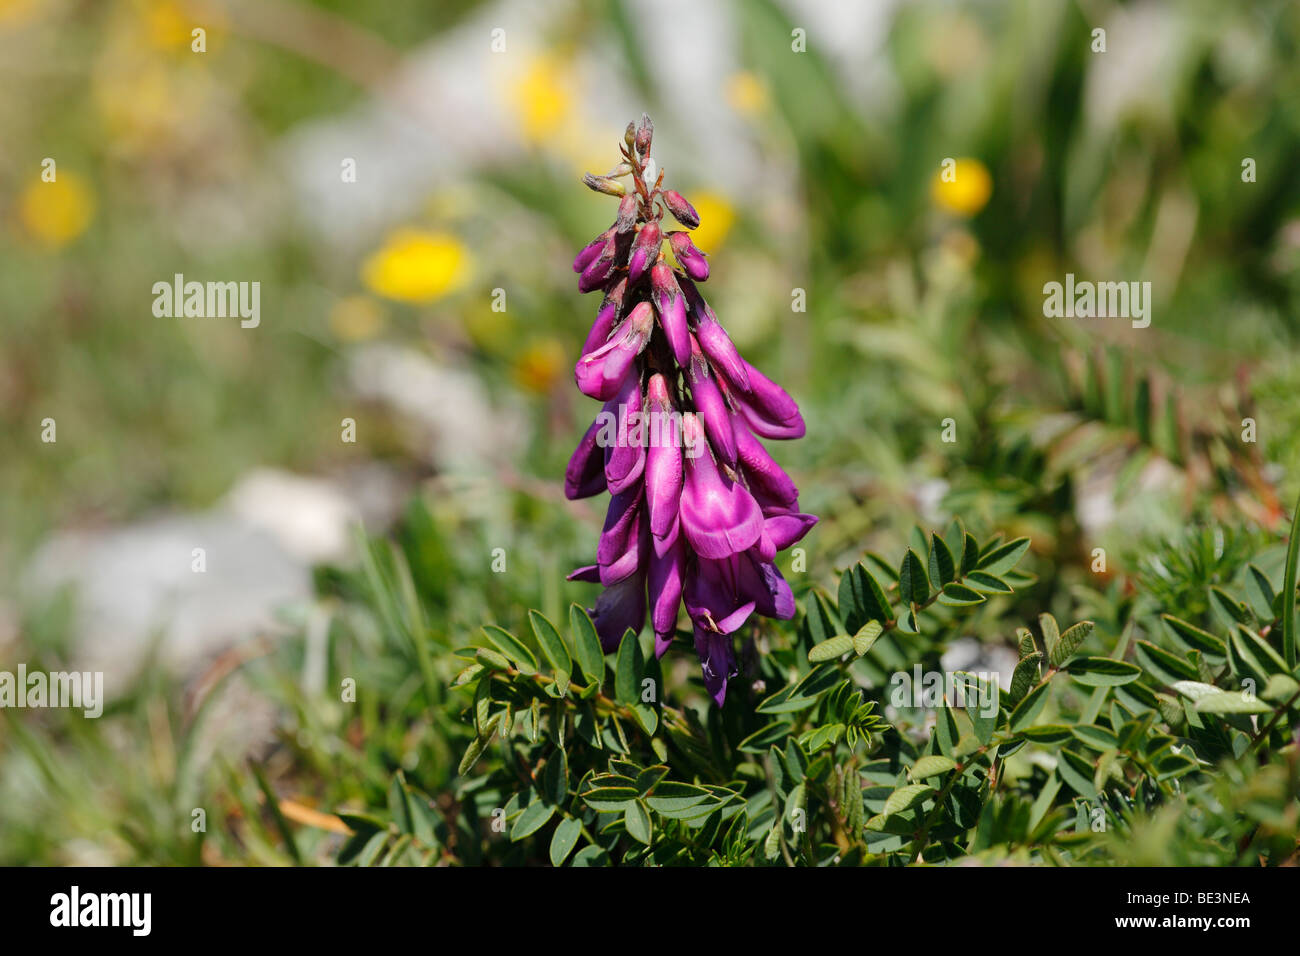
(297, 515, 1300, 866)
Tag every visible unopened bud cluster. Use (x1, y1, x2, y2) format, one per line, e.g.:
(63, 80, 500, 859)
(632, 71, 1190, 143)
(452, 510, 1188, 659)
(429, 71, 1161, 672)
(566, 114, 816, 705)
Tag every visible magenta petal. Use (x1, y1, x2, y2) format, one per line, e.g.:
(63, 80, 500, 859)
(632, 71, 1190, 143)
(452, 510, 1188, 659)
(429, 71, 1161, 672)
(604, 375, 646, 494)
(689, 343, 736, 466)
(765, 512, 818, 551)
(684, 557, 755, 635)
(597, 486, 645, 585)
(582, 300, 619, 357)
(628, 221, 661, 284)
(567, 564, 600, 583)
(694, 316, 748, 391)
(573, 229, 612, 273)
(733, 417, 799, 510)
(565, 417, 606, 499)
(574, 303, 651, 400)
(741, 555, 796, 620)
(734, 362, 805, 439)
(651, 263, 691, 367)
(648, 536, 685, 658)
(645, 444, 682, 553)
(679, 417, 763, 559)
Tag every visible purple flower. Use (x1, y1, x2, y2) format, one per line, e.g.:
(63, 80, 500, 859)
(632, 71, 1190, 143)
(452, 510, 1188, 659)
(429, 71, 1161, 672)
(574, 301, 652, 400)
(650, 262, 691, 367)
(564, 117, 816, 705)
(730, 361, 806, 440)
(679, 413, 764, 560)
(644, 373, 683, 554)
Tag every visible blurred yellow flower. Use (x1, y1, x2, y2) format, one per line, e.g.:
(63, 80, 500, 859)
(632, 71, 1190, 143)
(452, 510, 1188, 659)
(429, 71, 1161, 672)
(330, 296, 387, 342)
(686, 193, 735, 251)
(513, 339, 567, 393)
(725, 72, 769, 116)
(0, 0, 38, 27)
(19, 171, 96, 248)
(512, 55, 572, 144)
(931, 158, 992, 217)
(144, 0, 193, 50)
(361, 229, 470, 304)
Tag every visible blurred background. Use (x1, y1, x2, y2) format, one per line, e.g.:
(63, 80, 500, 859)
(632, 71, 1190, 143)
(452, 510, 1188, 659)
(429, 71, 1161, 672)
(2, 0, 1299, 863)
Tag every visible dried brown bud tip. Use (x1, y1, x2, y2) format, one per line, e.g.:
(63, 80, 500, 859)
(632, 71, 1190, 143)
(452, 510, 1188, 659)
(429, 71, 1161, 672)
(615, 194, 639, 233)
(583, 173, 626, 197)
(635, 113, 654, 156)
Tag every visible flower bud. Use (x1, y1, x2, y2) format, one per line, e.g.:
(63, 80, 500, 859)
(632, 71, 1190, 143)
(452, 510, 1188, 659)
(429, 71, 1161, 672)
(627, 220, 662, 284)
(662, 190, 700, 229)
(578, 235, 618, 293)
(573, 228, 613, 274)
(615, 194, 639, 234)
(583, 172, 626, 197)
(624, 122, 637, 150)
(650, 262, 691, 367)
(635, 113, 653, 156)
(668, 230, 709, 281)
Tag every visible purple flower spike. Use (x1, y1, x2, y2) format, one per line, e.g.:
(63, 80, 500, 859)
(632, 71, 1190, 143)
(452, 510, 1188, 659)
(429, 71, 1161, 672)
(733, 361, 806, 439)
(679, 413, 764, 559)
(650, 262, 691, 367)
(668, 231, 709, 282)
(574, 302, 652, 400)
(566, 117, 816, 705)
(628, 220, 661, 284)
(644, 373, 683, 554)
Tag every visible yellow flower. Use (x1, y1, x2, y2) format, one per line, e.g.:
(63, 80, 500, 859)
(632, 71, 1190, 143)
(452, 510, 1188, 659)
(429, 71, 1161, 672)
(19, 171, 96, 248)
(330, 296, 387, 342)
(361, 229, 470, 304)
(931, 158, 992, 217)
(513, 339, 567, 393)
(686, 192, 735, 252)
(512, 55, 572, 145)
(143, 0, 192, 50)
(725, 72, 768, 116)
(0, 0, 38, 27)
